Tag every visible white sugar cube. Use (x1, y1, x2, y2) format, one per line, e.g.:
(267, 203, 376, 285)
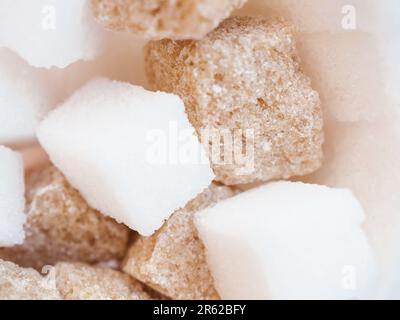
(0, 146, 26, 246)
(306, 121, 400, 298)
(37, 78, 214, 236)
(0, 31, 147, 146)
(247, 0, 397, 33)
(0, 0, 103, 68)
(296, 32, 389, 123)
(0, 29, 148, 146)
(0, 49, 58, 145)
(241, 0, 400, 123)
(195, 181, 376, 300)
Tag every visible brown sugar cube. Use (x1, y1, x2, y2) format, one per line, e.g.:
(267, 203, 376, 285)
(0, 259, 61, 300)
(90, 0, 247, 40)
(145, 16, 324, 185)
(123, 184, 236, 300)
(0, 165, 130, 270)
(54, 262, 156, 300)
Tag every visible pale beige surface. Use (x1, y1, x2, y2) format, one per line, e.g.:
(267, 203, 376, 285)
(0, 165, 130, 270)
(145, 16, 324, 185)
(123, 184, 236, 300)
(0, 259, 61, 300)
(55, 262, 154, 300)
(20, 144, 50, 173)
(91, 0, 247, 40)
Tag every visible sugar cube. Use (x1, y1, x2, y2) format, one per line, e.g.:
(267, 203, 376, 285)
(242, 0, 400, 123)
(37, 78, 214, 236)
(0, 0, 103, 68)
(195, 181, 377, 299)
(244, 0, 395, 33)
(0, 31, 149, 146)
(123, 183, 236, 300)
(91, 0, 247, 40)
(145, 16, 324, 185)
(306, 120, 400, 299)
(0, 146, 25, 247)
(0, 259, 60, 300)
(55, 262, 154, 300)
(0, 165, 130, 270)
(0, 49, 58, 145)
(296, 32, 389, 123)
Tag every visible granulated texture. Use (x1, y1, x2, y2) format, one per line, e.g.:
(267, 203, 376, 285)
(0, 259, 61, 300)
(123, 184, 236, 299)
(91, 0, 247, 39)
(0, 166, 130, 270)
(145, 16, 324, 185)
(55, 262, 154, 300)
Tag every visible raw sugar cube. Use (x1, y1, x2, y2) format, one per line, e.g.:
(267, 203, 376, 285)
(37, 78, 214, 236)
(0, 165, 130, 270)
(0, 0, 103, 68)
(91, 0, 247, 40)
(195, 181, 377, 300)
(145, 16, 324, 185)
(0, 146, 25, 247)
(54, 262, 154, 300)
(123, 183, 236, 300)
(0, 259, 61, 300)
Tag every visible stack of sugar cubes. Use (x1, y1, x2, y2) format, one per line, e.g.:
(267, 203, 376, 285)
(0, 0, 398, 300)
